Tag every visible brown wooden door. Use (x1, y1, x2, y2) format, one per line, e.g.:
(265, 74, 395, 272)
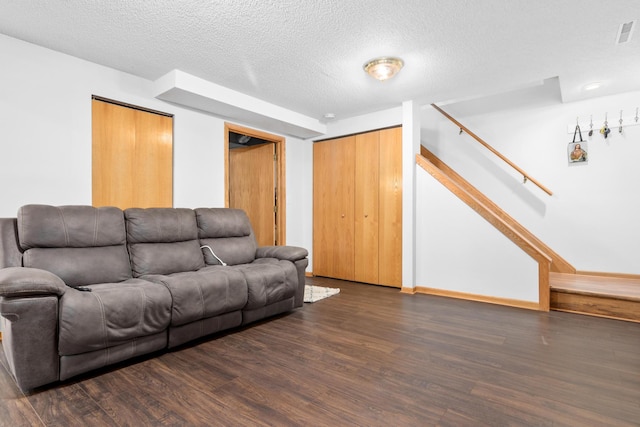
(229, 143, 276, 246)
(378, 127, 403, 287)
(354, 131, 380, 284)
(92, 99, 173, 209)
(313, 136, 355, 281)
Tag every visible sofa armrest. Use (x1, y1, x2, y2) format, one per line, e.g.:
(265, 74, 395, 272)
(255, 245, 308, 262)
(0, 267, 65, 391)
(0, 267, 67, 298)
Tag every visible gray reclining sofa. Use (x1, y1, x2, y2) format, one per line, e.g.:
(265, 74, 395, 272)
(0, 204, 308, 392)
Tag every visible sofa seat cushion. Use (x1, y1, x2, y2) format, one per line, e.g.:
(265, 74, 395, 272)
(143, 266, 248, 327)
(230, 258, 298, 310)
(58, 279, 172, 356)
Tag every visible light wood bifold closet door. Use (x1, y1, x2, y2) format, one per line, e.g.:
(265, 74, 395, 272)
(313, 135, 356, 281)
(377, 127, 403, 287)
(92, 98, 173, 209)
(313, 126, 402, 287)
(354, 131, 380, 285)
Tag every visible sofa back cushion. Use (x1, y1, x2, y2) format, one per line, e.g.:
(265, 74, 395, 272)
(195, 208, 257, 266)
(0, 218, 22, 268)
(125, 208, 205, 277)
(17, 205, 132, 286)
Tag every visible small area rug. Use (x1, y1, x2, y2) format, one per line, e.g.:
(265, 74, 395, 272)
(304, 285, 340, 303)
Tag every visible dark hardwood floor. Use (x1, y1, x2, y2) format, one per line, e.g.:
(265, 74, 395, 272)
(1, 277, 639, 426)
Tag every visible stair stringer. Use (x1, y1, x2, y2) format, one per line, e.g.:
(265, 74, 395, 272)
(416, 153, 555, 310)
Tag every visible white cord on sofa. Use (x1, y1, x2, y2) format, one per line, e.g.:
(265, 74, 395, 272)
(200, 245, 227, 266)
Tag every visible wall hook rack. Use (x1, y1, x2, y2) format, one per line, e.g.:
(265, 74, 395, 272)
(567, 108, 640, 134)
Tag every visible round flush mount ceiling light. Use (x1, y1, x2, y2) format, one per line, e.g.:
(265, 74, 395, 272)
(363, 57, 404, 81)
(583, 82, 602, 91)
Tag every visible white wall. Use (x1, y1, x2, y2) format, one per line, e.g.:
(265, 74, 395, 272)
(172, 114, 226, 209)
(0, 34, 312, 263)
(421, 80, 640, 275)
(416, 167, 539, 302)
(0, 33, 227, 215)
(321, 107, 402, 139)
(284, 136, 313, 267)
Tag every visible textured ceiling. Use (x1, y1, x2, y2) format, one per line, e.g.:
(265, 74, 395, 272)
(1, 0, 639, 122)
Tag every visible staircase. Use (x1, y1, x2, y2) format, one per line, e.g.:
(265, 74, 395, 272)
(550, 272, 640, 323)
(417, 147, 558, 311)
(418, 147, 640, 321)
(422, 104, 640, 321)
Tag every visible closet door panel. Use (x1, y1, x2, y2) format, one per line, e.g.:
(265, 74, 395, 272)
(313, 136, 355, 281)
(354, 131, 379, 284)
(378, 127, 403, 287)
(92, 99, 173, 209)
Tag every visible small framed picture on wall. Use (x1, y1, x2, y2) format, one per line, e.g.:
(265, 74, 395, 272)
(568, 141, 588, 164)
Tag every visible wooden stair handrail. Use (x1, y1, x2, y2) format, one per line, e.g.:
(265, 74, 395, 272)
(431, 103, 553, 196)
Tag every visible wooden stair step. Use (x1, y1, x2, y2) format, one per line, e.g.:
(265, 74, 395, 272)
(550, 272, 640, 323)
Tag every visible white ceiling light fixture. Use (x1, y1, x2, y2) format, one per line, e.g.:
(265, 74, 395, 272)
(583, 82, 602, 91)
(363, 57, 404, 81)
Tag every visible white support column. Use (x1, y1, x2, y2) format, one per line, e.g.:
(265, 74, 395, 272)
(402, 100, 420, 291)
